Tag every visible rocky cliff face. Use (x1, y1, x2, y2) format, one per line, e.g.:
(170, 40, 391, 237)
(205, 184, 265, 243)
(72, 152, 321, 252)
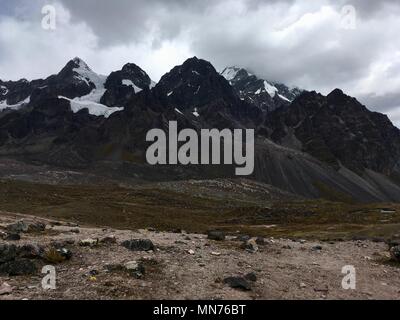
(265, 89, 400, 176)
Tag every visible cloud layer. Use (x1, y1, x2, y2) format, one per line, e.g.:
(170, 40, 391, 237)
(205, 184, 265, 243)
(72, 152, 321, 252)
(0, 0, 399, 126)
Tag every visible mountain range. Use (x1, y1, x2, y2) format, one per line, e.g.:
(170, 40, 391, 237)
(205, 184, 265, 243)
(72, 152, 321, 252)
(1, 56, 400, 202)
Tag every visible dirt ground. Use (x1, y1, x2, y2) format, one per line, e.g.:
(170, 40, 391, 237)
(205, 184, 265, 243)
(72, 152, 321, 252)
(1, 212, 400, 300)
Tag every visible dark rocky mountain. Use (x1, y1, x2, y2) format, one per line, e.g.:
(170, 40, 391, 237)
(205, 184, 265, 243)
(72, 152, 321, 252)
(221, 66, 302, 112)
(265, 89, 400, 175)
(152, 57, 262, 128)
(0, 56, 399, 202)
(101, 63, 155, 107)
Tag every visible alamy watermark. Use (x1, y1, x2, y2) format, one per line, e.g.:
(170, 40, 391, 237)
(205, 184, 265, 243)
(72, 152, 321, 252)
(340, 5, 357, 30)
(41, 5, 57, 30)
(341, 265, 356, 290)
(41, 265, 56, 290)
(146, 121, 255, 176)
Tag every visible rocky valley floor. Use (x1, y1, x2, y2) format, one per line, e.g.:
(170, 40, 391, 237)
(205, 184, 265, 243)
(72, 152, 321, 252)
(1, 212, 400, 300)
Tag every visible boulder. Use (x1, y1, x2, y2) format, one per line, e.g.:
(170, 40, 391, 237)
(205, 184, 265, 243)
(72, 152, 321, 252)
(121, 239, 155, 252)
(18, 244, 45, 259)
(0, 259, 38, 276)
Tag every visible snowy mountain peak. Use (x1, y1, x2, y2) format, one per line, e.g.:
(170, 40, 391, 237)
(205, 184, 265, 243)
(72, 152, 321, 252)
(221, 66, 303, 112)
(72, 57, 91, 70)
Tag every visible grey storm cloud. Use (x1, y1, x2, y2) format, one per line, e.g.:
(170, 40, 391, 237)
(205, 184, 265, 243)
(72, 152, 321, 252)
(0, 0, 399, 126)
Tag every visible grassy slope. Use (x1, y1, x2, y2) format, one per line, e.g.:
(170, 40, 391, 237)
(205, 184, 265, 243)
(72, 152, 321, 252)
(0, 179, 399, 240)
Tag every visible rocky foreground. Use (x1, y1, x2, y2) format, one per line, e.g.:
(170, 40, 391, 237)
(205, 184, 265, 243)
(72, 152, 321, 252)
(1, 212, 400, 300)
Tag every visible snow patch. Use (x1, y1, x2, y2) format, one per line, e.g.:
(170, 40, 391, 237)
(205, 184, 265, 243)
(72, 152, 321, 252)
(264, 81, 278, 97)
(59, 96, 123, 118)
(174, 108, 183, 115)
(221, 67, 240, 81)
(122, 79, 143, 93)
(0, 96, 30, 111)
(60, 62, 124, 118)
(168, 91, 174, 97)
(193, 108, 200, 117)
(278, 94, 291, 102)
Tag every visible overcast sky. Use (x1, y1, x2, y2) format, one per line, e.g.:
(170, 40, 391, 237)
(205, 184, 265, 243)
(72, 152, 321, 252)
(0, 0, 399, 127)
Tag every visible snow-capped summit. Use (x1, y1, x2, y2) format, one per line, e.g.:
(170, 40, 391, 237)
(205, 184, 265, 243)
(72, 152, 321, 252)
(221, 66, 303, 112)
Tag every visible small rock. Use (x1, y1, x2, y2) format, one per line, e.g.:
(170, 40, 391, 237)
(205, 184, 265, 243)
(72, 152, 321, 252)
(70, 228, 80, 234)
(223, 277, 252, 291)
(282, 245, 292, 250)
(211, 252, 221, 256)
(0, 282, 12, 295)
(244, 272, 257, 282)
(51, 240, 75, 248)
(100, 236, 117, 244)
(172, 229, 182, 234)
(27, 222, 46, 233)
(124, 261, 145, 279)
(255, 237, 265, 246)
(312, 245, 323, 251)
(234, 235, 251, 242)
(89, 269, 99, 276)
(314, 285, 329, 293)
(79, 238, 99, 247)
(300, 282, 307, 289)
(207, 230, 226, 241)
(121, 239, 155, 252)
(241, 239, 258, 253)
(104, 264, 125, 272)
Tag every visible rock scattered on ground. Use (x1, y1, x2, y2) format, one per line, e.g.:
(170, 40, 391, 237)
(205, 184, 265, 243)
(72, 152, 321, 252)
(207, 230, 226, 241)
(121, 239, 155, 252)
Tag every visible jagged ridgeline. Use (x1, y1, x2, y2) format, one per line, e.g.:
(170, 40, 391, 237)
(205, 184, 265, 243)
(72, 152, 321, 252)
(0, 57, 400, 202)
